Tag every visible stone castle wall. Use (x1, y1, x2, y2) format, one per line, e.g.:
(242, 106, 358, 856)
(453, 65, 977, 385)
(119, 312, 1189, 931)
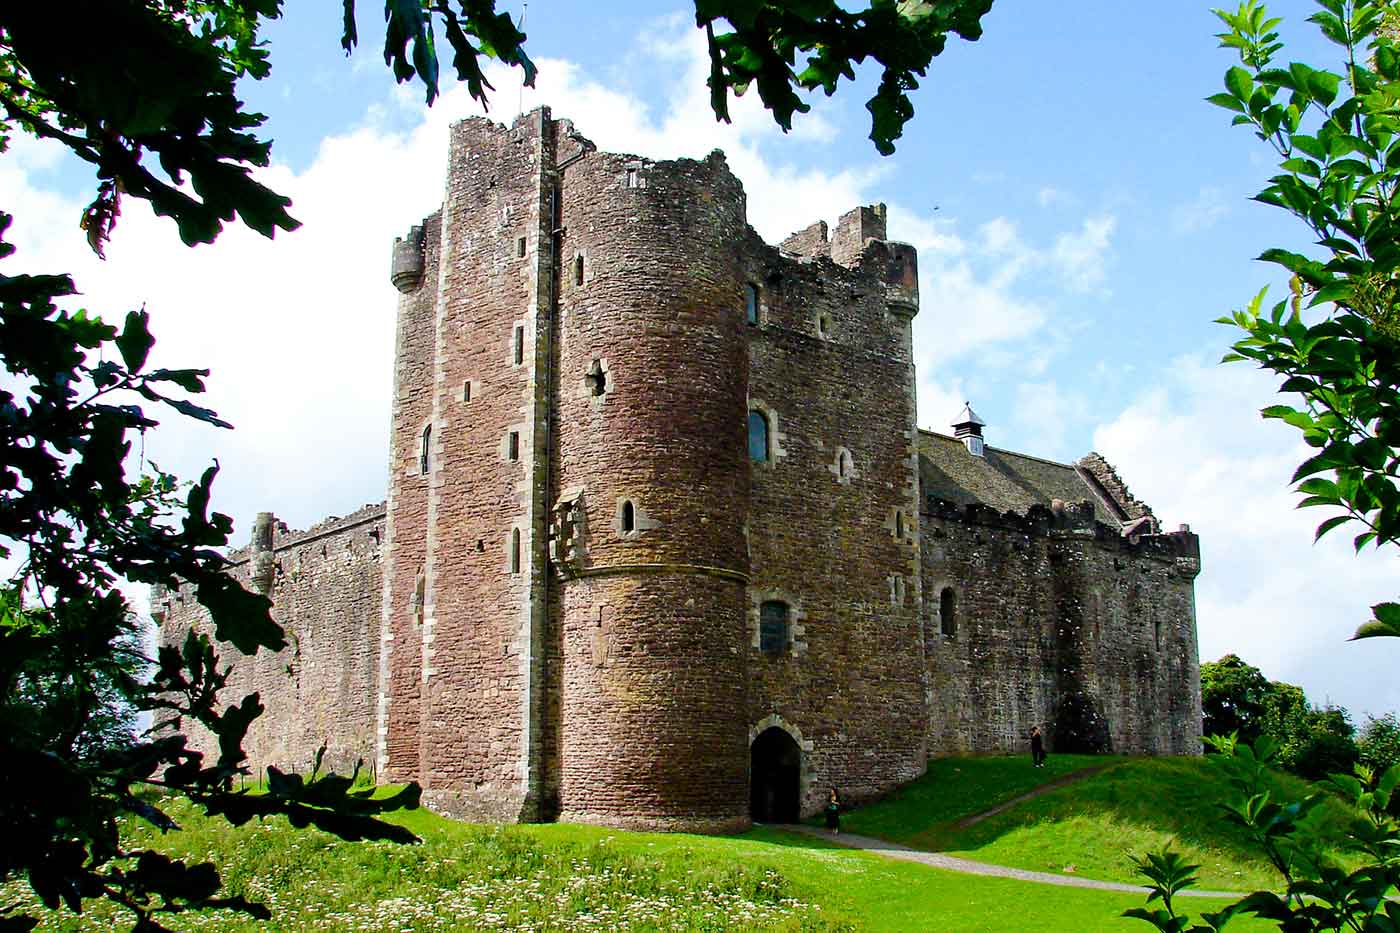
(923, 498, 1201, 756)
(157, 108, 1204, 832)
(153, 505, 385, 776)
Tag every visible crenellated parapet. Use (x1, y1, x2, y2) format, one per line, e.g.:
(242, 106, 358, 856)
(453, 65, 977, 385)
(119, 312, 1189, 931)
(924, 495, 1201, 576)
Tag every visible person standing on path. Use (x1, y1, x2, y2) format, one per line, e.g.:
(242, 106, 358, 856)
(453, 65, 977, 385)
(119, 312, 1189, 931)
(825, 788, 842, 834)
(1030, 726, 1046, 768)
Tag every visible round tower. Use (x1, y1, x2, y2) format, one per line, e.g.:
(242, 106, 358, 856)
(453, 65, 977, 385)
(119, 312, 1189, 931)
(550, 147, 751, 832)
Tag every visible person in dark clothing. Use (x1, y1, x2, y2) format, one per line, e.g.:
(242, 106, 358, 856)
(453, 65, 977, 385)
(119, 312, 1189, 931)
(1030, 726, 1047, 768)
(825, 788, 842, 834)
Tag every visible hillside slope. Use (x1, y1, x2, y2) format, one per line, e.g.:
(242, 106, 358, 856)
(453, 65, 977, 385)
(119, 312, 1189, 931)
(843, 755, 1350, 890)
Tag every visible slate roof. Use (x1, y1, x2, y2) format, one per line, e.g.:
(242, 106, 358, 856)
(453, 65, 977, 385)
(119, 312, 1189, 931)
(917, 430, 1123, 526)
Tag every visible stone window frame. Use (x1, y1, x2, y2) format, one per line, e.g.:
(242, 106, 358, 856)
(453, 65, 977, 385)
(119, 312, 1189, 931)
(572, 251, 587, 288)
(613, 496, 659, 540)
(507, 526, 524, 575)
(746, 400, 788, 468)
(583, 357, 613, 410)
(744, 282, 764, 327)
(462, 378, 480, 403)
(622, 162, 647, 189)
(885, 505, 913, 543)
(815, 310, 834, 340)
(934, 583, 958, 639)
(748, 588, 806, 656)
(418, 422, 432, 476)
(515, 235, 527, 258)
(503, 425, 525, 464)
(829, 446, 858, 484)
(889, 574, 907, 608)
(512, 321, 526, 367)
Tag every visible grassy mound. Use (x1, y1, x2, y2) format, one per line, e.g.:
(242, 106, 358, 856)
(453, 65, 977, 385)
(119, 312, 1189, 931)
(845, 754, 1351, 890)
(0, 792, 1264, 932)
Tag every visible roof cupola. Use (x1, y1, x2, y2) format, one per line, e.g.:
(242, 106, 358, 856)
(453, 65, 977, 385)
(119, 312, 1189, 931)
(952, 403, 986, 457)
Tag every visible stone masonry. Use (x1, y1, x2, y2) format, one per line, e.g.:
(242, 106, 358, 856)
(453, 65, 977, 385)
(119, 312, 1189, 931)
(156, 108, 1203, 832)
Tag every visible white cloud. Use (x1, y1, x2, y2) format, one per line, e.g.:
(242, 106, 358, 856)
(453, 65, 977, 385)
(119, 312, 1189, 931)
(1093, 353, 1400, 716)
(1170, 186, 1230, 235)
(1051, 213, 1116, 293)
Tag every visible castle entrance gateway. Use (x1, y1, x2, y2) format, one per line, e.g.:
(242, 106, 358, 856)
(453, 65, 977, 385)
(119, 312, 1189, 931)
(750, 727, 801, 823)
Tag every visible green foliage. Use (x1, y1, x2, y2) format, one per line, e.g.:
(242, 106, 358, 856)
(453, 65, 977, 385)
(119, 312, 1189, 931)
(1125, 735, 1400, 932)
(1210, 0, 1400, 638)
(1200, 655, 1362, 780)
(0, 2, 298, 254)
(1359, 711, 1400, 772)
(1203, 654, 1275, 744)
(344, 0, 994, 156)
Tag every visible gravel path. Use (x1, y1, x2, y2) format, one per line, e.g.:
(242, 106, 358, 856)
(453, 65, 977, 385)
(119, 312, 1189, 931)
(777, 824, 1243, 898)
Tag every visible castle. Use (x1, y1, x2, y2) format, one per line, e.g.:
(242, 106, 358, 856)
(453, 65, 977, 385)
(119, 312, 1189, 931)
(155, 108, 1203, 832)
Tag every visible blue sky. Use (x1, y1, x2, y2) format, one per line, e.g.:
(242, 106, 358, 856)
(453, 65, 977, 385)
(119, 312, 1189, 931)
(2, 0, 1396, 718)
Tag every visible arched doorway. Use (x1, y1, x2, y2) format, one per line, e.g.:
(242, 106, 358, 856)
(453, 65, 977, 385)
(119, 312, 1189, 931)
(750, 726, 801, 823)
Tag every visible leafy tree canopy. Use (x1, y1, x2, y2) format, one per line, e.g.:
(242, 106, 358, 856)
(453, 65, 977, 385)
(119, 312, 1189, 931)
(342, 0, 994, 157)
(1210, 0, 1400, 640)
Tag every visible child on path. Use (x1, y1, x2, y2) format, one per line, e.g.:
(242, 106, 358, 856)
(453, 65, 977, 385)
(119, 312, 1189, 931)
(825, 788, 841, 834)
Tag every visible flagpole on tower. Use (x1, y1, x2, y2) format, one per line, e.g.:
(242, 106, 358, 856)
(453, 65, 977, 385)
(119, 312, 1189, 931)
(517, 2, 529, 117)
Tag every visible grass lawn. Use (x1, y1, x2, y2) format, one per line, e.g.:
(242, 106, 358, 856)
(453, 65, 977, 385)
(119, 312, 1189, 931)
(843, 754, 1351, 892)
(0, 793, 1267, 932)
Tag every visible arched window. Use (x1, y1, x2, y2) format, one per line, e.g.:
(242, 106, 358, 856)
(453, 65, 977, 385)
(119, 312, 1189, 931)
(510, 528, 521, 574)
(940, 587, 957, 638)
(419, 425, 431, 475)
(745, 283, 760, 325)
(621, 500, 635, 533)
(838, 449, 852, 479)
(759, 600, 789, 654)
(748, 411, 770, 462)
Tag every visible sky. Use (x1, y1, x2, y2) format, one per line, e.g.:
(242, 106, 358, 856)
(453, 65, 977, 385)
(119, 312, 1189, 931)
(1, 0, 1396, 719)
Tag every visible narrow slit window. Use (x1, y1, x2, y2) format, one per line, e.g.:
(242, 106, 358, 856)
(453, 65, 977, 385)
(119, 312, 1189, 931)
(1153, 618, 1162, 650)
(586, 360, 607, 397)
(508, 431, 520, 462)
(895, 511, 905, 539)
(839, 449, 852, 479)
(463, 381, 473, 402)
(759, 601, 789, 655)
(516, 236, 527, 258)
(510, 529, 521, 574)
(748, 411, 770, 462)
(625, 167, 639, 188)
(419, 425, 431, 475)
(745, 283, 760, 326)
(940, 588, 957, 638)
(513, 325, 524, 365)
(621, 500, 635, 533)
(573, 254, 585, 286)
